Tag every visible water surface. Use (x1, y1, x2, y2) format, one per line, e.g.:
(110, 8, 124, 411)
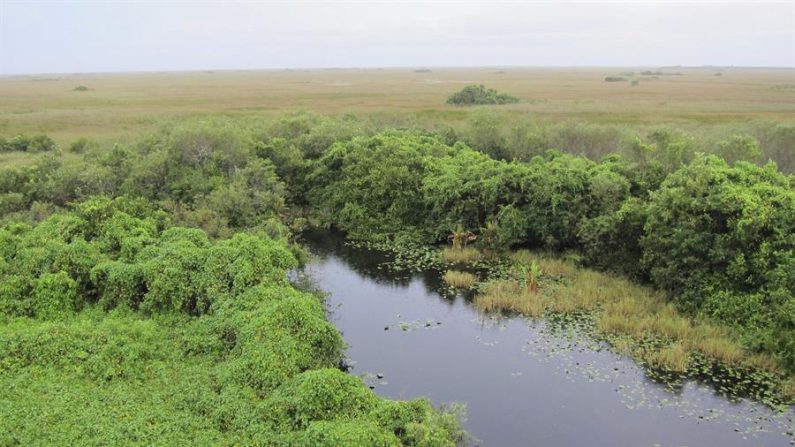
(303, 233, 794, 447)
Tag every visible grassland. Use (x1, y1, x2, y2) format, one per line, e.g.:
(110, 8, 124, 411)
(1, 67, 794, 148)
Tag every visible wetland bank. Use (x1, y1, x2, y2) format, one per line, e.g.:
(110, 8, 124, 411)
(302, 231, 795, 446)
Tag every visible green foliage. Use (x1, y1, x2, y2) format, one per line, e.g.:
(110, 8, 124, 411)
(479, 205, 527, 253)
(267, 368, 379, 428)
(641, 156, 795, 367)
(464, 110, 507, 159)
(0, 134, 57, 153)
(2, 113, 794, 436)
(578, 197, 648, 278)
(308, 132, 451, 241)
(301, 420, 401, 446)
(446, 84, 519, 106)
(716, 134, 762, 165)
(0, 198, 464, 445)
(202, 159, 286, 228)
(68, 137, 98, 154)
(32, 272, 78, 319)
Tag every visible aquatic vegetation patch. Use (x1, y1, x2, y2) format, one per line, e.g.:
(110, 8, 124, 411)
(443, 270, 478, 289)
(439, 246, 482, 264)
(472, 250, 795, 407)
(642, 343, 690, 373)
(476, 279, 545, 318)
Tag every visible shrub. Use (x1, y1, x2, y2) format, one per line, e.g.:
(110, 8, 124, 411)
(307, 133, 450, 241)
(641, 156, 795, 368)
(27, 135, 57, 152)
(446, 84, 519, 106)
(266, 368, 379, 429)
(301, 420, 401, 447)
(68, 137, 97, 154)
(2, 134, 56, 152)
(577, 197, 648, 278)
(464, 110, 506, 158)
(32, 272, 79, 319)
(716, 134, 762, 165)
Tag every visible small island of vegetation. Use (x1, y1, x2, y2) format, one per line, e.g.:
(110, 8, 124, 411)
(446, 84, 519, 106)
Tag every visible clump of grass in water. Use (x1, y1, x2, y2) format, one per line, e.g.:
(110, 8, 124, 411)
(643, 343, 689, 373)
(610, 336, 636, 357)
(494, 252, 756, 374)
(511, 250, 576, 278)
(475, 279, 545, 318)
(443, 270, 477, 289)
(439, 246, 481, 264)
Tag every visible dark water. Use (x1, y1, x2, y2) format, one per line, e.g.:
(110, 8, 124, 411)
(302, 232, 794, 447)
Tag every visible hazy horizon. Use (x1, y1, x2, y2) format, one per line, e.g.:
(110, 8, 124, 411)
(1, 1, 793, 75)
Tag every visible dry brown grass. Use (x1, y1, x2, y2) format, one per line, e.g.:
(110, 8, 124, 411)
(511, 250, 577, 278)
(745, 354, 782, 373)
(643, 343, 689, 373)
(475, 279, 545, 318)
(596, 312, 644, 336)
(782, 377, 795, 401)
(2, 67, 794, 147)
(644, 305, 692, 341)
(491, 251, 775, 373)
(442, 270, 477, 289)
(439, 247, 481, 264)
(686, 325, 744, 365)
(610, 336, 636, 357)
(596, 294, 755, 369)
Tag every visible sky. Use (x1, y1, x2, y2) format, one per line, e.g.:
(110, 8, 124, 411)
(1, 1, 793, 75)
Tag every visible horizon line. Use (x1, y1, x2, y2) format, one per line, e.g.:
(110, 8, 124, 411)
(2, 64, 794, 78)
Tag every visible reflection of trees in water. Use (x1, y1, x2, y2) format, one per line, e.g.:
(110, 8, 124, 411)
(300, 230, 474, 310)
(300, 229, 412, 287)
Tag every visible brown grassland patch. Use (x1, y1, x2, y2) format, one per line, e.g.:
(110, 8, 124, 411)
(2, 67, 794, 147)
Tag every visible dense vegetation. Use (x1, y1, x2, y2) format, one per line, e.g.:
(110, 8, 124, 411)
(305, 132, 795, 372)
(1, 111, 793, 443)
(0, 140, 467, 444)
(445, 84, 519, 106)
(0, 134, 57, 153)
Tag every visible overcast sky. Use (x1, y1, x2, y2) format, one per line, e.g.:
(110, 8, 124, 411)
(1, 1, 792, 75)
